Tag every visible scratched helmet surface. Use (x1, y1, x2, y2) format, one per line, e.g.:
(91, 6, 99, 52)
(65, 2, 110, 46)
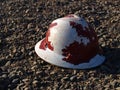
(35, 14, 105, 69)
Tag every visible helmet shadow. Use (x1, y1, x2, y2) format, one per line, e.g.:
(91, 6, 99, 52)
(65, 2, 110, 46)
(98, 47, 120, 74)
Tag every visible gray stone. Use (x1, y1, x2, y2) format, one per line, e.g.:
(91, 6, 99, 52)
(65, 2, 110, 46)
(32, 80, 38, 86)
(5, 60, 11, 66)
(70, 75, 77, 81)
(12, 78, 19, 84)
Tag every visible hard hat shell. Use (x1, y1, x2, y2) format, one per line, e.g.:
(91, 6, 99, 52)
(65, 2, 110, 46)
(35, 14, 105, 69)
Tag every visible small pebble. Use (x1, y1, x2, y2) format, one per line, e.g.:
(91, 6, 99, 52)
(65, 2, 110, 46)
(12, 78, 19, 84)
(5, 60, 11, 66)
(116, 87, 120, 90)
(61, 77, 69, 81)
(22, 78, 29, 83)
(70, 76, 77, 81)
(32, 80, 38, 86)
(2, 74, 8, 78)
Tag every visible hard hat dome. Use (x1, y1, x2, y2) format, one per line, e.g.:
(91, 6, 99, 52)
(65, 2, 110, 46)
(35, 14, 105, 69)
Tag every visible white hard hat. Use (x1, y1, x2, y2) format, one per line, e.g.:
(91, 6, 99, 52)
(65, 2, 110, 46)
(35, 14, 105, 69)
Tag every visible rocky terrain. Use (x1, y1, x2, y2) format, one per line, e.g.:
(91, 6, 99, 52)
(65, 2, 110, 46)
(0, 0, 120, 90)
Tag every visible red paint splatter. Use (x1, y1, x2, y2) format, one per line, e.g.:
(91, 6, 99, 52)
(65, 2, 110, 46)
(62, 41, 99, 65)
(70, 21, 98, 41)
(39, 23, 57, 50)
(62, 21, 99, 65)
(39, 38, 47, 50)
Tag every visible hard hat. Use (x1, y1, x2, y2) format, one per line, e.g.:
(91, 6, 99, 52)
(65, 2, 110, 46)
(35, 14, 105, 69)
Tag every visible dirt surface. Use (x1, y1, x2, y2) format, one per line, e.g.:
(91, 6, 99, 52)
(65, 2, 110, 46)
(0, 0, 120, 90)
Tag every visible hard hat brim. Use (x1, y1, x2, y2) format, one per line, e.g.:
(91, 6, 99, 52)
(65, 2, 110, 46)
(35, 39, 105, 69)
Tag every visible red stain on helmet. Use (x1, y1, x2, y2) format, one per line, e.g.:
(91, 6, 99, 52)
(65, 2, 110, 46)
(62, 21, 99, 65)
(40, 23, 57, 50)
(62, 40, 99, 65)
(70, 21, 98, 41)
(39, 39, 46, 50)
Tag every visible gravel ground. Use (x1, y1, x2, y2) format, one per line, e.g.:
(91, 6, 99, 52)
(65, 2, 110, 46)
(0, 0, 120, 90)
